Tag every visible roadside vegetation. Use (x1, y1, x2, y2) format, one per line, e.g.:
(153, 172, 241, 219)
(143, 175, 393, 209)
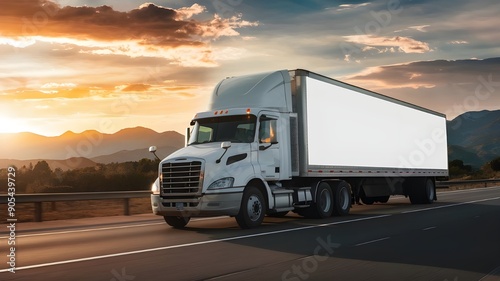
(448, 156, 500, 180)
(0, 159, 159, 193)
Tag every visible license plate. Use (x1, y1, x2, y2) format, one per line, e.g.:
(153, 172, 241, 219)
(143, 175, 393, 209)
(176, 202, 184, 210)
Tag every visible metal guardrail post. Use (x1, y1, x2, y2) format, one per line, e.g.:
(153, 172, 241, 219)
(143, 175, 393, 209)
(35, 202, 43, 222)
(124, 198, 130, 216)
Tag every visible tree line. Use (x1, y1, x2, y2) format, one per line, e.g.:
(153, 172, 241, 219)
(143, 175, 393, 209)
(0, 159, 159, 193)
(448, 157, 500, 179)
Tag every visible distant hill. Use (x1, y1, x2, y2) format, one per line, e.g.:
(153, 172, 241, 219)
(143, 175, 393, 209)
(0, 157, 97, 171)
(447, 109, 500, 168)
(90, 145, 180, 164)
(0, 126, 184, 161)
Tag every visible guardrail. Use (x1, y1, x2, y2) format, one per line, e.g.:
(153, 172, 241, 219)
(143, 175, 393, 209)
(0, 191, 150, 222)
(436, 179, 500, 188)
(1, 179, 499, 222)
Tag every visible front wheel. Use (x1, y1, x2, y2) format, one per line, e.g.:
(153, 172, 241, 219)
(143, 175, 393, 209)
(236, 186, 266, 229)
(164, 216, 190, 228)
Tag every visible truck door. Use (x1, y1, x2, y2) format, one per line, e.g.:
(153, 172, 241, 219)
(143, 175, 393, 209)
(258, 113, 280, 180)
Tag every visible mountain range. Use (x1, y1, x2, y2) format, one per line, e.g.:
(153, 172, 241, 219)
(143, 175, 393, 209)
(1, 110, 498, 170)
(447, 109, 500, 168)
(0, 127, 184, 170)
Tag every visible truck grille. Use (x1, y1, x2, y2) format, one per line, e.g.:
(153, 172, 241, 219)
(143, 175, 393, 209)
(161, 161, 202, 196)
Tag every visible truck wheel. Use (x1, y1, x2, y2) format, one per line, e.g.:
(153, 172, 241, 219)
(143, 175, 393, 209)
(164, 216, 190, 228)
(421, 178, 435, 204)
(236, 186, 266, 229)
(303, 182, 333, 219)
(332, 181, 351, 216)
(409, 178, 435, 204)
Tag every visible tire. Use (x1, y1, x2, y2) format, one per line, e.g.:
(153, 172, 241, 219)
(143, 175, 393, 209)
(164, 216, 190, 228)
(332, 181, 351, 216)
(421, 178, 435, 204)
(408, 178, 435, 204)
(236, 186, 266, 229)
(300, 182, 333, 219)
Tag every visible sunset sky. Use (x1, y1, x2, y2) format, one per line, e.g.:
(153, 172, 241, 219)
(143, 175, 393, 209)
(1, 0, 499, 136)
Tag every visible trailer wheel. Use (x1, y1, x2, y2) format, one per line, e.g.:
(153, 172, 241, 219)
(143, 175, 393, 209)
(164, 216, 190, 228)
(236, 186, 266, 229)
(409, 178, 435, 204)
(332, 181, 351, 216)
(421, 178, 435, 204)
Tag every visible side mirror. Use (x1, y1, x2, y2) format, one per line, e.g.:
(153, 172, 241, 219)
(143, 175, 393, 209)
(221, 141, 232, 149)
(149, 146, 160, 160)
(216, 142, 231, 164)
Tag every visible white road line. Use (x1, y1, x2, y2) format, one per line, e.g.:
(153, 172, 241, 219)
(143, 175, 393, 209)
(355, 237, 390, 247)
(0, 222, 163, 239)
(422, 226, 436, 231)
(0, 214, 391, 273)
(402, 196, 500, 214)
(0, 216, 229, 239)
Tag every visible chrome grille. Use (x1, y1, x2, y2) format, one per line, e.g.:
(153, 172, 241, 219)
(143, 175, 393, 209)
(161, 161, 202, 195)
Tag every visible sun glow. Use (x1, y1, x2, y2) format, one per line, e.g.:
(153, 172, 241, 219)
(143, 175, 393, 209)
(0, 116, 34, 134)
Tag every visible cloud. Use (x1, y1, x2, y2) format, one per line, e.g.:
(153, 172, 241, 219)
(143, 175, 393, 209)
(173, 3, 205, 20)
(121, 84, 151, 92)
(0, 1, 258, 66)
(344, 35, 431, 54)
(343, 57, 500, 119)
(408, 25, 430, 32)
(334, 3, 371, 12)
(345, 57, 500, 90)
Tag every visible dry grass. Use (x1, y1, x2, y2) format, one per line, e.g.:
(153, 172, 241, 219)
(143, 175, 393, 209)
(0, 197, 151, 223)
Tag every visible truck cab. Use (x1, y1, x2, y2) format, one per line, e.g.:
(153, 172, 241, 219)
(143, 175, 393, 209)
(151, 70, 303, 228)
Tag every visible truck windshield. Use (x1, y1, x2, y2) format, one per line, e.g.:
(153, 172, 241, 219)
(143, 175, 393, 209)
(188, 115, 257, 145)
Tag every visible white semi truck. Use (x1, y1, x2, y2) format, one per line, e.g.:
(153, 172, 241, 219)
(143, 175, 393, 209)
(150, 69, 448, 229)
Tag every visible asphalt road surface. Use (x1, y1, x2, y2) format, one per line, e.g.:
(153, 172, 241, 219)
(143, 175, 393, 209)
(1, 187, 500, 281)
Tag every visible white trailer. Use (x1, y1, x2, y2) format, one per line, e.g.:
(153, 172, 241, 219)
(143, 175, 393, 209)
(150, 69, 448, 228)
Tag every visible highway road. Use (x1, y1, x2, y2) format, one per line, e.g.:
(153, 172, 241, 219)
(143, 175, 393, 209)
(1, 187, 500, 281)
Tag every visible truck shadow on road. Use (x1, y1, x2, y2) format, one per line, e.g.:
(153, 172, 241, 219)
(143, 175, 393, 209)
(175, 201, 500, 280)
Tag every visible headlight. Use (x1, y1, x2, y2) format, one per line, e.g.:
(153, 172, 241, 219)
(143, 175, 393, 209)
(208, 177, 234, 190)
(151, 178, 160, 195)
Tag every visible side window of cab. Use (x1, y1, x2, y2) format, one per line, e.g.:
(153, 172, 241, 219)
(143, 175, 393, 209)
(259, 118, 277, 143)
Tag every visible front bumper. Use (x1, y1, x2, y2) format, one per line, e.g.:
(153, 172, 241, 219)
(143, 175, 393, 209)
(151, 191, 243, 217)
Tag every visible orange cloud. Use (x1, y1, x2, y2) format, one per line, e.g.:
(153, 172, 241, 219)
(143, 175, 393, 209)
(1, 1, 253, 43)
(121, 84, 151, 92)
(0, 1, 257, 66)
